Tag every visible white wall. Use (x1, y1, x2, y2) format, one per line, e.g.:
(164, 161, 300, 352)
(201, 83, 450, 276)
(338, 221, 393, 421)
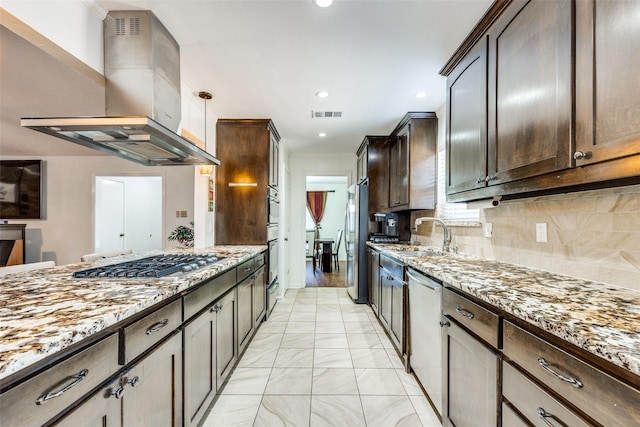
(3, 155, 194, 266)
(288, 153, 356, 289)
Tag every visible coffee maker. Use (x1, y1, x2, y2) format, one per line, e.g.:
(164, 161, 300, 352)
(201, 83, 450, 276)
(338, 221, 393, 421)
(370, 212, 400, 243)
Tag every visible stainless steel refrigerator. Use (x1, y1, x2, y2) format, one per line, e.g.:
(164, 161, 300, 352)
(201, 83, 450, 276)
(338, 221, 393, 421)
(345, 180, 369, 303)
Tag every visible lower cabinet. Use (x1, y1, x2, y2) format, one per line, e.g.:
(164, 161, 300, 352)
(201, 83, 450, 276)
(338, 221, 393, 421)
(184, 306, 217, 427)
(379, 254, 406, 357)
(367, 248, 380, 316)
(379, 265, 392, 331)
(216, 289, 237, 389)
(55, 332, 183, 427)
(253, 265, 266, 326)
(390, 278, 405, 352)
(442, 320, 500, 427)
(237, 275, 254, 354)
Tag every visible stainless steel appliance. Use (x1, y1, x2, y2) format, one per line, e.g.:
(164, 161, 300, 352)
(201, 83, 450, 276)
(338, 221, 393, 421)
(267, 187, 279, 226)
(20, 11, 219, 167)
(73, 254, 224, 278)
(345, 181, 369, 303)
(407, 268, 443, 415)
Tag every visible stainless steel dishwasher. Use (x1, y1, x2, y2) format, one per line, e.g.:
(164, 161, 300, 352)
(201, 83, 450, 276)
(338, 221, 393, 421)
(407, 268, 443, 416)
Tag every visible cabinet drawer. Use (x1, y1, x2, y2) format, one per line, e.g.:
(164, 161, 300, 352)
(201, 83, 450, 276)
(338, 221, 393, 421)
(503, 362, 591, 427)
(0, 334, 118, 427)
(380, 255, 404, 280)
(501, 402, 529, 427)
(183, 268, 236, 320)
(503, 321, 640, 427)
(237, 258, 255, 282)
(443, 288, 499, 348)
(254, 252, 266, 268)
(124, 300, 181, 363)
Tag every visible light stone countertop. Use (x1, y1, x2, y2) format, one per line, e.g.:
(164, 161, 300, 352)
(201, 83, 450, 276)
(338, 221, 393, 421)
(369, 243, 640, 379)
(0, 245, 265, 382)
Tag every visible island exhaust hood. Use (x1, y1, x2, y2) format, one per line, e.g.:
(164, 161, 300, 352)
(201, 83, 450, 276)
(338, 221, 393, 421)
(21, 11, 219, 167)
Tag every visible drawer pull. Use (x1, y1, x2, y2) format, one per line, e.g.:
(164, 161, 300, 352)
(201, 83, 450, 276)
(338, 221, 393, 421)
(537, 357, 583, 388)
(111, 386, 124, 399)
(35, 369, 89, 405)
(126, 376, 139, 387)
(145, 319, 169, 335)
(455, 306, 474, 319)
(243, 267, 252, 272)
(537, 407, 560, 427)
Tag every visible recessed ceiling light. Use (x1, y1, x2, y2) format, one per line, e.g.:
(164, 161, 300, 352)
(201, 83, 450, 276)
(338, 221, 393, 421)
(316, 90, 329, 98)
(318, 132, 327, 137)
(415, 91, 427, 99)
(314, 0, 333, 7)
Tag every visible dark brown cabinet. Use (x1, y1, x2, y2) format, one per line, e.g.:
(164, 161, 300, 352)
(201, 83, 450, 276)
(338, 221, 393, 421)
(367, 248, 380, 316)
(487, 0, 573, 185)
(388, 113, 437, 211)
(215, 119, 280, 245)
(379, 254, 406, 360)
(215, 289, 237, 390)
(446, 40, 488, 195)
(356, 136, 390, 232)
(575, 0, 640, 168)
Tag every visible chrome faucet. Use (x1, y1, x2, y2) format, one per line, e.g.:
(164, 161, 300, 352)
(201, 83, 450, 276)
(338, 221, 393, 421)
(414, 217, 451, 252)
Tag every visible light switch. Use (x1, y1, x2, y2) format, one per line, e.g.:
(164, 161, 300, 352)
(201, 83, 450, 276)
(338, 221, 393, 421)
(536, 223, 547, 243)
(484, 222, 493, 238)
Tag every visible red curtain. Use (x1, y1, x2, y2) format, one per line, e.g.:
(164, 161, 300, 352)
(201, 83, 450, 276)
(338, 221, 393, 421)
(306, 191, 328, 241)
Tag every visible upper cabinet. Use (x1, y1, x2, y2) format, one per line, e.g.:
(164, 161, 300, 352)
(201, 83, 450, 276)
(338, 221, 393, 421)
(357, 136, 390, 213)
(389, 113, 438, 211)
(443, 0, 640, 202)
(575, 0, 640, 167)
(215, 119, 280, 245)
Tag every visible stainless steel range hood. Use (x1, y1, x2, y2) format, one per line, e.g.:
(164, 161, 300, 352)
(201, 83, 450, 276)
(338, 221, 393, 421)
(20, 116, 220, 166)
(21, 11, 219, 167)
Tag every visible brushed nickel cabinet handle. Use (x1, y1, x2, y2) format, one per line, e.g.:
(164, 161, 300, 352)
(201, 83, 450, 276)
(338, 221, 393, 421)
(476, 177, 485, 184)
(126, 376, 139, 387)
(573, 151, 592, 160)
(35, 369, 89, 405)
(111, 386, 124, 399)
(145, 319, 169, 335)
(537, 357, 583, 388)
(538, 407, 560, 427)
(455, 306, 474, 319)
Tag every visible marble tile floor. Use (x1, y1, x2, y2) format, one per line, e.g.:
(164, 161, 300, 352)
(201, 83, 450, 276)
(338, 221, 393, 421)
(201, 287, 441, 427)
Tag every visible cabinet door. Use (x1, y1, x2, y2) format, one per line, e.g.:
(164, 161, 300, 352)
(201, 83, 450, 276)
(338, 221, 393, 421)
(216, 289, 237, 389)
(269, 132, 279, 189)
(368, 249, 380, 316)
(357, 148, 367, 183)
(53, 387, 120, 427)
(446, 39, 488, 195)
(184, 309, 216, 427)
(390, 280, 404, 353)
(575, 0, 640, 166)
(379, 267, 392, 331)
(389, 128, 409, 209)
(253, 265, 266, 326)
(122, 332, 183, 427)
(486, 0, 573, 185)
(442, 320, 499, 427)
(237, 275, 254, 354)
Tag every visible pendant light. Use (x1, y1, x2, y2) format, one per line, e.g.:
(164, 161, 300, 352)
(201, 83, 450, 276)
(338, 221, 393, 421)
(198, 91, 214, 176)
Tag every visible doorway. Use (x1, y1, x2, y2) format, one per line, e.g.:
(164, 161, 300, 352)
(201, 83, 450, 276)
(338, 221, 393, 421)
(305, 175, 348, 287)
(94, 176, 163, 254)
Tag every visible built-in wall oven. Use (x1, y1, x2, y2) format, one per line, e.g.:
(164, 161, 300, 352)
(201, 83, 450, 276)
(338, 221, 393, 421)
(267, 187, 279, 227)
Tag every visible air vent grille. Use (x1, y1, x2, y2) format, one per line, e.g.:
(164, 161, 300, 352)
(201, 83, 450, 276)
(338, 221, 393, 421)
(115, 18, 126, 36)
(129, 17, 140, 35)
(312, 111, 343, 118)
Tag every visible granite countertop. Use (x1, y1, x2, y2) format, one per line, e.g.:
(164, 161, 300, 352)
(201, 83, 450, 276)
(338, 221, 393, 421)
(370, 243, 640, 378)
(0, 245, 266, 381)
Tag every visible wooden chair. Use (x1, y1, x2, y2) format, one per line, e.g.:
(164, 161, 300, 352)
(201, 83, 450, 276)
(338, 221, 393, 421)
(331, 229, 343, 271)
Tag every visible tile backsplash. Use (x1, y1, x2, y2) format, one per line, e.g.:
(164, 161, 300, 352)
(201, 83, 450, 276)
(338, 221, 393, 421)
(411, 184, 640, 291)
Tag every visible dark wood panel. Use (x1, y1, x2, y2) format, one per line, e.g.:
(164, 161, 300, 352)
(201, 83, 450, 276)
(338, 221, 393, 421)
(576, 0, 640, 166)
(487, 0, 573, 184)
(408, 118, 437, 210)
(446, 39, 488, 195)
(215, 120, 271, 245)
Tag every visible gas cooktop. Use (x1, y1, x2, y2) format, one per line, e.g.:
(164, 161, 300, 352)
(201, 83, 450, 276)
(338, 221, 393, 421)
(73, 254, 224, 278)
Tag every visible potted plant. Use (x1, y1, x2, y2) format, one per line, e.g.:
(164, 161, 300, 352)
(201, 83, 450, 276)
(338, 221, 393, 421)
(168, 221, 194, 247)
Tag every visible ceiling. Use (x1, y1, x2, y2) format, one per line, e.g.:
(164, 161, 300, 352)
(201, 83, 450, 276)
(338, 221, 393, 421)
(1, 0, 493, 157)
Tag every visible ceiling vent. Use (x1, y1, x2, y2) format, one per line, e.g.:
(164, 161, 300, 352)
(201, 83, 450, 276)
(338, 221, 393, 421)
(312, 111, 343, 118)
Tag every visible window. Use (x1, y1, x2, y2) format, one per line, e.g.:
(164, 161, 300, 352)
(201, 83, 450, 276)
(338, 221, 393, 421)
(435, 108, 480, 223)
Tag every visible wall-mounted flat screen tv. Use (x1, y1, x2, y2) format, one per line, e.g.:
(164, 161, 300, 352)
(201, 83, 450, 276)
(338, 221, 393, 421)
(0, 160, 43, 219)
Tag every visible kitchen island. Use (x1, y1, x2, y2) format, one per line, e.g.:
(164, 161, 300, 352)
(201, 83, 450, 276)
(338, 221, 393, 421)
(0, 245, 265, 384)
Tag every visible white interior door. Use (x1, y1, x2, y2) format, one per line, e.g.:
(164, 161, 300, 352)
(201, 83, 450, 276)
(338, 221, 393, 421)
(95, 177, 125, 252)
